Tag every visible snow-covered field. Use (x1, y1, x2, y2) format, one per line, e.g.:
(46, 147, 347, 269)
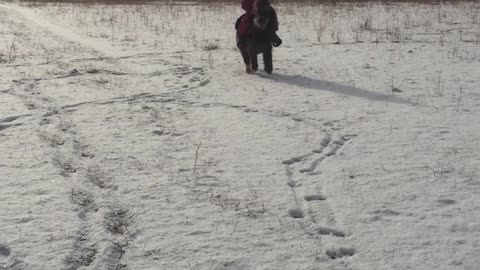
(0, 0, 479, 269)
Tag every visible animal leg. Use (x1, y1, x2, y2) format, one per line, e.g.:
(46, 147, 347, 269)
(249, 47, 258, 72)
(263, 47, 273, 74)
(240, 47, 252, 73)
(240, 47, 250, 65)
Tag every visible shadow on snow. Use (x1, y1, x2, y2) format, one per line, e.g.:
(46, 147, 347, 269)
(260, 73, 411, 105)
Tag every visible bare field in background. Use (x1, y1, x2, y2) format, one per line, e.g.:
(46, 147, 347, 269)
(7, 0, 478, 58)
(15, 0, 480, 5)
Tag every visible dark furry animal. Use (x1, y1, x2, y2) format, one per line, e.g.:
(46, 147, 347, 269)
(236, 0, 279, 74)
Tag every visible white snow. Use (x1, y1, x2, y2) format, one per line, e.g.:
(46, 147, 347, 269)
(0, 1, 479, 270)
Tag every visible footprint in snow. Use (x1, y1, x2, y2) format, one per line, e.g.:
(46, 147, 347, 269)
(288, 208, 305, 218)
(0, 244, 11, 257)
(282, 154, 311, 165)
(326, 247, 356, 259)
(435, 199, 456, 206)
(287, 180, 301, 188)
(304, 194, 326, 201)
(317, 227, 346, 237)
(370, 209, 400, 216)
(152, 130, 164, 136)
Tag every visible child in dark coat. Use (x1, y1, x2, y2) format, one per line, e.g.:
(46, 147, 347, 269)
(237, 0, 255, 41)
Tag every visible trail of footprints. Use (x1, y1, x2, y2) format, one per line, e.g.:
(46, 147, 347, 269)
(43, 109, 132, 270)
(10, 77, 133, 270)
(5, 63, 207, 268)
(283, 132, 357, 262)
(3, 19, 208, 269)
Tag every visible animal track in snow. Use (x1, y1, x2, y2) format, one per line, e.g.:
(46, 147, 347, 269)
(298, 133, 354, 174)
(288, 208, 305, 218)
(0, 244, 11, 257)
(152, 130, 165, 136)
(163, 65, 209, 92)
(71, 189, 98, 211)
(34, 105, 131, 269)
(320, 135, 331, 147)
(326, 247, 356, 259)
(105, 208, 131, 235)
(332, 138, 346, 145)
(304, 194, 326, 201)
(299, 156, 326, 173)
(317, 227, 346, 237)
(436, 199, 456, 205)
(282, 153, 313, 165)
(244, 108, 259, 113)
(324, 144, 342, 157)
(370, 209, 400, 216)
(287, 180, 301, 188)
(323, 120, 342, 130)
(280, 129, 357, 262)
(64, 230, 98, 268)
(85, 165, 114, 189)
(292, 117, 303, 122)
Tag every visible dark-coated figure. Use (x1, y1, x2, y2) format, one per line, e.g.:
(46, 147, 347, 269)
(236, 0, 281, 74)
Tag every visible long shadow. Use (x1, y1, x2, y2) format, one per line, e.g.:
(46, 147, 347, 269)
(260, 73, 411, 105)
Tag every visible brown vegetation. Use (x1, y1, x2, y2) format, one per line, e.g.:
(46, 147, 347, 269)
(17, 0, 480, 6)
